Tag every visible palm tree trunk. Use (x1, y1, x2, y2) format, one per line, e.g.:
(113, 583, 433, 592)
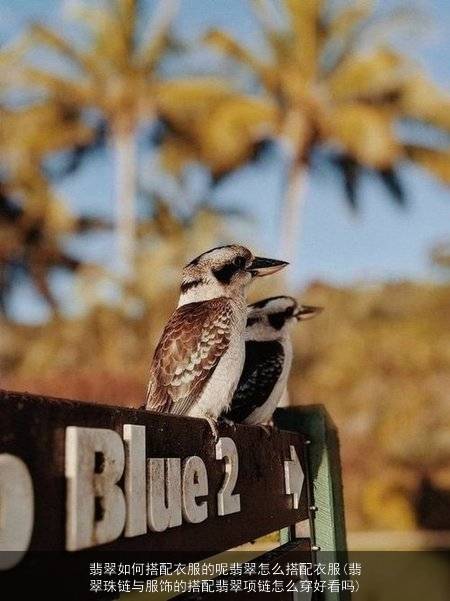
(111, 125, 137, 279)
(279, 156, 309, 279)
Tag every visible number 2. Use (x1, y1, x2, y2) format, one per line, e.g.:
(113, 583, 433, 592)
(215, 437, 241, 516)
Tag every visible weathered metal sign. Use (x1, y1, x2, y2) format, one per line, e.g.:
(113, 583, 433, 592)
(0, 390, 308, 568)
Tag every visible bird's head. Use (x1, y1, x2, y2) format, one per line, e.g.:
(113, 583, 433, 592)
(179, 245, 288, 305)
(245, 296, 323, 340)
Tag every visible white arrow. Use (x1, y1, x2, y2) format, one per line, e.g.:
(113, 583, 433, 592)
(284, 445, 305, 509)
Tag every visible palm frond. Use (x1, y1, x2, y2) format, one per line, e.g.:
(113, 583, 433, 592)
(405, 145, 450, 184)
(333, 155, 360, 211)
(67, 3, 132, 71)
(283, 0, 322, 79)
(326, 1, 373, 43)
(9, 66, 92, 104)
(328, 49, 406, 102)
(154, 78, 231, 135)
(114, 0, 139, 54)
(30, 23, 99, 77)
(378, 168, 406, 207)
(204, 29, 268, 78)
(334, 156, 406, 210)
(399, 73, 450, 133)
(46, 121, 107, 179)
(197, 95, 277, 177)
(251, 0, 277, 30)
(138, 0, 179, 71)
(329, 103, 400, 169)
(158, 134, 199, 177)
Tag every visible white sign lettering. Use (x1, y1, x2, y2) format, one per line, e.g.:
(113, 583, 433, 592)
(216, 437, 241, 516)
(182, 456, 208, 524)
(0, 426, 305, 562)
(123, 424, 147, 537)
(147, 457, 182, 532)
(0, 454, 34, 569)
(65, 427, 126, 551)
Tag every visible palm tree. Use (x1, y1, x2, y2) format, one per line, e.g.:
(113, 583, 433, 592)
(0, 102, 109, 314)
(0, 102, 93, 221)
(154, 78, 277, 182)
(11, 0, 183, 277)
(205, 0, 450, 272)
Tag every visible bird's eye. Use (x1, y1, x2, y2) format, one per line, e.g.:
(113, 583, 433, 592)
(213, 256, 245, 284)
(268, 312, 286, 330)
(246, 316, 259, 327)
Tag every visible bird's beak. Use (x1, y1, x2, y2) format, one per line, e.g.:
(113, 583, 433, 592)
(248, 257, 289, 277)
(294, 305, 323, 321)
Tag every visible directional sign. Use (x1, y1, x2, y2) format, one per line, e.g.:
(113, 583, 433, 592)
(0, 390, 309, 567)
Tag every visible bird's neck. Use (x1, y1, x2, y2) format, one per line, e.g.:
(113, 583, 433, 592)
(281, 334, 293, 357)
(246, 327, 289, 343)
(178, 283, 247, 308)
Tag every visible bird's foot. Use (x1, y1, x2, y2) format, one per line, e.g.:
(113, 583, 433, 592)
(258, 423, 273, 436)
(204, 417, 219, 441)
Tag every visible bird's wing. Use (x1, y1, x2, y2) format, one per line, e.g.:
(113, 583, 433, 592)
(146, 297, 233, 414)
(226, 340, 284, 423)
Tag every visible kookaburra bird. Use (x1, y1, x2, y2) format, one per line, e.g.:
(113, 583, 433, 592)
(224, 296, 322, 426)
(145, 245, 288, 432)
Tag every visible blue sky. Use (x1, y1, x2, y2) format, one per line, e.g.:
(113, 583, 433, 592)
(1, 0, 450, 321)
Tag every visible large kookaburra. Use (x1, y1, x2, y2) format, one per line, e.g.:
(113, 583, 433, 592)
(145, 246, 288, 433)
(225, 296, 322, 426)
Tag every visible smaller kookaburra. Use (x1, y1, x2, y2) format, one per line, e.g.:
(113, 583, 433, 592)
(224, 296, 322, 426)
(145, 246, 288, 434)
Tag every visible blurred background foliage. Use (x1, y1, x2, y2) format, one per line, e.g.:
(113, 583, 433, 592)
(0, 0, 449, 542)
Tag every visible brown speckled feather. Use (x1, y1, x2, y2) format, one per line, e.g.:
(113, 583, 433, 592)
(145, 297, 232, 414)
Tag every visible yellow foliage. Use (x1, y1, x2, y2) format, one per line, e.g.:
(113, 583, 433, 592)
(159, 136, 197, 177)
(399, 73, 450, 132)
(328, 104, 401, 168)
(157, 83, 278, 177)
(362, 479, 416, 530)
(405, 147, 450, 184)
(155, 80, 232, 134)
(328, 50, 405, 102)
(197, 97, 277, 176)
